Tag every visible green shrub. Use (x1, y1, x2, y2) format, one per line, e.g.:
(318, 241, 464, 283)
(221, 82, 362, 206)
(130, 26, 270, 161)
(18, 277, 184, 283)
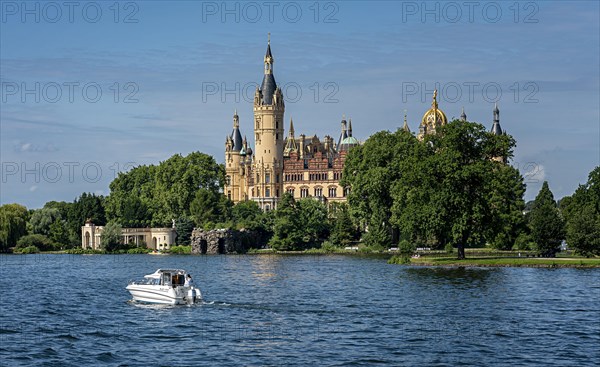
(444, 243, 455, 254)
(388, 255, 410, 264)
(514, 233, 533, 251)
(16, 234, 55, 251)
(169, 245, 191, 254)
(398, 240, 415, 254)
(65, 248, 106, 254)
(127, 247, 151, 254)
(16, 245, 40, 254)
(320, 241, 338, 253)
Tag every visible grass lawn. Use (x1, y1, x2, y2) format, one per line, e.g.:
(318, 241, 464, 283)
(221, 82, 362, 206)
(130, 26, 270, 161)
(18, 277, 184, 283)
(409, 256, 600, 268)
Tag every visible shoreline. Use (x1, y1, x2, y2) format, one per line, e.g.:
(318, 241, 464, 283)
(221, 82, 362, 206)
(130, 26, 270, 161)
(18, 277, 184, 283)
(3, 251, 599, 268)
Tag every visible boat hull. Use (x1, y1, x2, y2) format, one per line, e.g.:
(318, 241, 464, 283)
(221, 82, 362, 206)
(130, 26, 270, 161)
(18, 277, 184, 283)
(126, 284, 194, 305)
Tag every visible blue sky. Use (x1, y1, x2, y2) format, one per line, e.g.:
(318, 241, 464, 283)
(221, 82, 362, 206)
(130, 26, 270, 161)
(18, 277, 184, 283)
(1, 0, 598, 208)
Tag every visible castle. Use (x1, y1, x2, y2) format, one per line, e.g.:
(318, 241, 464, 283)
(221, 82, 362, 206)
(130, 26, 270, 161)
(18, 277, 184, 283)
(224, 39, 359, 210)
(224, 39, 505, 210)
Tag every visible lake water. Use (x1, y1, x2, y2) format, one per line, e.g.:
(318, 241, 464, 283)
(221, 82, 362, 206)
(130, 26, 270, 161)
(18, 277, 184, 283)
(0, 254, 598, 366)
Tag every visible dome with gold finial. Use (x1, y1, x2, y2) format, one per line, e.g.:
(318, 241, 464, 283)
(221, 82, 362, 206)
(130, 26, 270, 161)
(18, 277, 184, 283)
(420, 89, 448, 130)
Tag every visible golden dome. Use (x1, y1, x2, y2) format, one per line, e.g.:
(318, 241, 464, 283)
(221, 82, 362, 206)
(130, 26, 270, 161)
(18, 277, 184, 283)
(420, 90, 448, 128)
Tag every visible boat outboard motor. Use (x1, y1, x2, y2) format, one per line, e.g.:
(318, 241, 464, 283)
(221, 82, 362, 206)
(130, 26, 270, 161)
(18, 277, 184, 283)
(187, 288, 197, 304)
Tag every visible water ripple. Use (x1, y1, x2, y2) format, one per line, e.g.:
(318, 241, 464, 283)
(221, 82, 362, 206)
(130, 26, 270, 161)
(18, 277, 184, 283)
(1, 254, 599, 366)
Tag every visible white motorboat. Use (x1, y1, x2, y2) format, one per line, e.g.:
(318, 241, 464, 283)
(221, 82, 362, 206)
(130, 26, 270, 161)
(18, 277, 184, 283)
(126, 269, 201, 305)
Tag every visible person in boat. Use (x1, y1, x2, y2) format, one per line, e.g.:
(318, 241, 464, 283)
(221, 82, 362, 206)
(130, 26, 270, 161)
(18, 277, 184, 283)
(184, 274, 194, 287)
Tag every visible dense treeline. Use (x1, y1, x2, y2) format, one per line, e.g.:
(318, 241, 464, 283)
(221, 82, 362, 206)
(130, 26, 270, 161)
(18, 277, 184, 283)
(1, 127, 598, 257)
(342, 120, 525, 258)
(560, 167, 600, 257)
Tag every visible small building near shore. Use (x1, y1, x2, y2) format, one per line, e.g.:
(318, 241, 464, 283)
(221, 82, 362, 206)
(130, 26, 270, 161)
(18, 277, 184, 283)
(81, 220, 176, 250)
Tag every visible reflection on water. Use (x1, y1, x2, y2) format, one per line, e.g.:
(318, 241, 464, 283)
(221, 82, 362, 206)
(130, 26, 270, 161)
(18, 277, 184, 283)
(0, 254, 598, 366)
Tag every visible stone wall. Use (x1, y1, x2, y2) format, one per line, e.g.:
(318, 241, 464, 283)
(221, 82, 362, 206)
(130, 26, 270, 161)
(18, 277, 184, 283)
(191, 228, 261, 254)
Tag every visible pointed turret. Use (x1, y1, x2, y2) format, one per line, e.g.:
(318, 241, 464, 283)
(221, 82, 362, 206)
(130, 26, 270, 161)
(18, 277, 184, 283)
(348, 119, 353, 137)
(260, 34, 277, 105)
(460, 107, 467, 121)
(491, 103, 503, 135)
(230, 110, 243, 151)
(284, 117, 298, 157)
(337, 116, 348, 149)
(403, 110, 411, 133)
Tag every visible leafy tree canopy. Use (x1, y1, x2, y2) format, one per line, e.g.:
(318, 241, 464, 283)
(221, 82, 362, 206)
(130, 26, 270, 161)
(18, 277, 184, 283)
(528, 181, 565, 257)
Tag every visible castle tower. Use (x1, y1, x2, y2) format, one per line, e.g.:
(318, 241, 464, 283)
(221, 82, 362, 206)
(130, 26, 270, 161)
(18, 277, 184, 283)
(225, 110, 246, 202)
(252, 35, 285, 210)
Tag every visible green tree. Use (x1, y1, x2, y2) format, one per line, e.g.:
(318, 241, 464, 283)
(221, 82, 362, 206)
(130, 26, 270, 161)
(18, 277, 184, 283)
(231, 200, 263, 229)
(269, 194, 304, 250)
(67, 193, 106, 245)
(487, 164, 527, 250)
(105, 152, 224, 228)
(49, 219, 70, 248)
(529, 181, 565, 257)
(175, 216, 195, 246)
(29, 208, 62, 235)
(190, 188, 232, 228)
(297, 198, 330, 245)
(0, 204, 29, 252)
(561, 166, 600, 256)
(342, 129, 420, 248)
(329, 203, 356, 247)
(389, 120, 521, 259)
(101, 221, 123, 252)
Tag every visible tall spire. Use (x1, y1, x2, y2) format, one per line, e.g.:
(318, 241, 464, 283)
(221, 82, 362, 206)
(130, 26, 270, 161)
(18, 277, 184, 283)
(264, 33, 273, 74)
(284, 117, 298, 156)
(493, 102, 500, 122)
(403, 109, 411, 132)
(460, 107, 467, 121)
(348, 119, 353, 137)
(491, 103, 503, 135)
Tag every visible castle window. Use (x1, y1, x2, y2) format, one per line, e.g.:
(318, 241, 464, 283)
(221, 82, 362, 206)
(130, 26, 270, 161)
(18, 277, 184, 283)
(226, 175, 231, 185)
(276, 189, 279, 197)
(276, 174, 280, 183)
(300, 188, 309, 198)
(329, 187, 337, 198)
(266, 188, 270, 197)
(314, 187, 323, 197)
(276, 120, 279, 129)
(227, 191, 231, 200)
(265, 173, 271, 184)
(256, 174, 260, 183)
(343, 187, 350, 197)
(287, 188, 295, 195)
